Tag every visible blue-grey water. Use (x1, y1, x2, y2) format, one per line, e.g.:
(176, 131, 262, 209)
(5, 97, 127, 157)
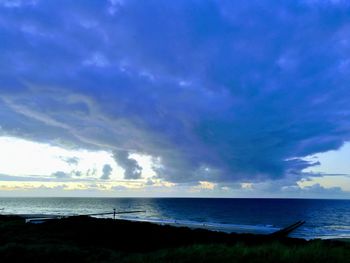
(0, 198, 349, 240)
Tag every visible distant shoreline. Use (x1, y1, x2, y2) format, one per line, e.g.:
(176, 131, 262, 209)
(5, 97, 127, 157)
(1, 196, 350, 200)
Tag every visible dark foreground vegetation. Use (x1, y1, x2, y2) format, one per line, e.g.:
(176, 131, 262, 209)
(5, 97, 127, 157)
(0, 215, 349, 263)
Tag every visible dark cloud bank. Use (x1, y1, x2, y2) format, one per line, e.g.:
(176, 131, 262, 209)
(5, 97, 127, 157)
(1, 0, 350, 185)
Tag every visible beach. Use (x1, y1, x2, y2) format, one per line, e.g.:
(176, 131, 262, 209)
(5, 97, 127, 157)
(0, 214, 349, 263)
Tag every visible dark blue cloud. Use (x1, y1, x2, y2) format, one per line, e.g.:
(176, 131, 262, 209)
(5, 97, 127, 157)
(52, 171, 70, 179)
(113, 150, 142, 179)
(60, 156, 80, 165)
(101, 164, 113, 180)
(1, 0, 350, 183)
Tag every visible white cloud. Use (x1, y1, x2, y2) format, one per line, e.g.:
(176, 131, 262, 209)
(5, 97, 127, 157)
(83, 53, 109, 67)
(0, 0, 38, 8)
(192, 181, 217, 191)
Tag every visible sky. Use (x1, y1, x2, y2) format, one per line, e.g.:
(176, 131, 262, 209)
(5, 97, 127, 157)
(0, 0, 350, 198)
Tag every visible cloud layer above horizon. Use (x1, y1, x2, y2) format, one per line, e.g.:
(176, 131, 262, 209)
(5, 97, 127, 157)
(1, 0, 350, 195)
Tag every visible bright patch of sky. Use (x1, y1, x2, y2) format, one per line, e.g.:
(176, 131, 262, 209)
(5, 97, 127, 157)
(303, 142, 350, 175)
(301, 142, 350, 192)
(0, 136, 157, 181)
(0, 136, 120, 178)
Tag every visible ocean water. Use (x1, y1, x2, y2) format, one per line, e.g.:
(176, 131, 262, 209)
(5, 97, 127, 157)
(0, 198, 349, 240)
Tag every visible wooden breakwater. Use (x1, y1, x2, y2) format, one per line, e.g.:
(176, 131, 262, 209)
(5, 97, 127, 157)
(23, 209, 146, 224)
(270, 220, 306, 237)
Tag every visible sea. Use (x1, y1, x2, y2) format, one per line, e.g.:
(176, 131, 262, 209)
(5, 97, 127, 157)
(0, 198, 349, 240)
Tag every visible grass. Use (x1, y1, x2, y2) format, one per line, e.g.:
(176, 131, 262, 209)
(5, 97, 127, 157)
(121, 242, 350, 263)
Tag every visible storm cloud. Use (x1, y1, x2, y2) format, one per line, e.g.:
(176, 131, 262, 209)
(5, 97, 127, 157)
(1, 0, 350, 185)
(113, 150, 142, 180)
(101, 164, 113, 180)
